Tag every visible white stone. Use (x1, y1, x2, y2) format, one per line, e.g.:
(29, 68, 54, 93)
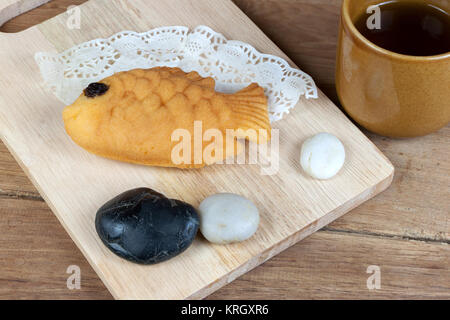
(300, 132, 346, 180)
(199, 193, 260, 244)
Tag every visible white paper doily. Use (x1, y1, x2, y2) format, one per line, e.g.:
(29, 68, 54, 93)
(35, 25, 317, 122)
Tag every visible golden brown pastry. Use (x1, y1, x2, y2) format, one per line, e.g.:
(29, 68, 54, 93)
(63, 67, 271, 168)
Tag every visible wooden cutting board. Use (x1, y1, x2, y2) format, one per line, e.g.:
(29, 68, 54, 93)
(0, 0, 394, 299)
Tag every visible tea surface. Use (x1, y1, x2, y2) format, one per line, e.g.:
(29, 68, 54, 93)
(355, 1, 450, 56)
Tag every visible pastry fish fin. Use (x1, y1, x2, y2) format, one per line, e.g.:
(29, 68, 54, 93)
(227, 83, 272, 144)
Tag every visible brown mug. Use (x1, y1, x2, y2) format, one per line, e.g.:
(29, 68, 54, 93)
(336, 0, 450, 137)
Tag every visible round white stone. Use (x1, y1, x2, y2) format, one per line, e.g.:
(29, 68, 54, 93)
(300, 132, 346, 180)
(199, 193, 260, 244)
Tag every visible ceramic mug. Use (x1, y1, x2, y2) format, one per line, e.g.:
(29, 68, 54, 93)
(336, 0, 450, 137)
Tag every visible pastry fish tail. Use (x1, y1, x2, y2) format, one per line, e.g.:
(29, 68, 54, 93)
(226, 83, 272, 144)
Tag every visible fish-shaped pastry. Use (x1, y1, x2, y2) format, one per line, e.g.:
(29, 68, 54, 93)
(63, 67, 272, 168)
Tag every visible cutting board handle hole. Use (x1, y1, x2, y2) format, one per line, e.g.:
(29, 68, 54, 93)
(0, 0, 85, 33)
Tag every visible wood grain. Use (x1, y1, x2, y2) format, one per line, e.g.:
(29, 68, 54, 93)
(0, 0, 51, 27)
(2, 196, 448, 300)
(0, 0, 394, 300)
(233, 0, 343, 103)
(0, 197, 111, 300)
(0, 0, 448, 300)
(209, 231, 450, 299)
(2, 128, 448, 242)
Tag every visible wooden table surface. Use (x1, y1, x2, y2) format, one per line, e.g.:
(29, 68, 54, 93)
(0, 0, 448, 300)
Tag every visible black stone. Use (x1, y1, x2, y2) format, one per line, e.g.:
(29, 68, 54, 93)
(84, 82, 109, 98)
(95, 188, 199, 265)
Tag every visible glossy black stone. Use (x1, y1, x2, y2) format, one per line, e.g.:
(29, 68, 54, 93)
(84, 82, 109, 98)
(95, 188, 199, 265)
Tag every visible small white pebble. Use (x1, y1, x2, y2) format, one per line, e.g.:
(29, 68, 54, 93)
(199, 193, 259, 244)
(300, 132, 345, 180)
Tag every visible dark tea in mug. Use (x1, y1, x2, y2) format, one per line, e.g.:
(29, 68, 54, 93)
(336, 0, 450, 137)
(354, 1, 450, 56)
